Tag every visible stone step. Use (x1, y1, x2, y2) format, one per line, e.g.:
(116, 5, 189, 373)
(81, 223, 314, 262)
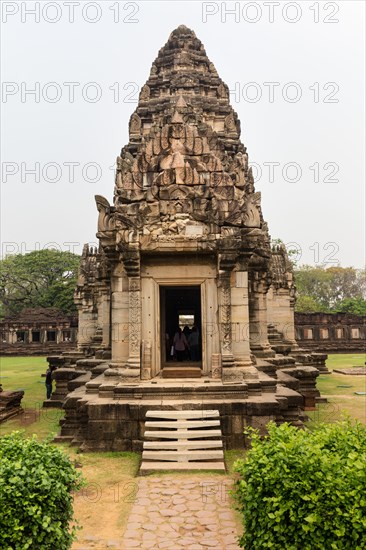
(143, 439, 223, 449)
(162, 367, 201, 378)
(145, 429, 222, 439)
(145, 420, 220, 429)
(140, 461, 226, 472)
(142, 450, 224, 461)
(146, 410, 219, 419)
(140, 408, 225, 473)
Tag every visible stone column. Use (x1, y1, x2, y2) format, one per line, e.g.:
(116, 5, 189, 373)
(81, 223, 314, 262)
(111, 273, 129, 362)
(98, 286, 111, 349)
(76, 300, 97, 352)
(218, 254, 248, 382)
(231, 271, 252, 366)
(111, 273, 141, 381)
(248, 271, 274, 358)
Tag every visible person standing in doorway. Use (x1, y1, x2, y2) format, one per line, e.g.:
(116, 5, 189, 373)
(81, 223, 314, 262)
(173, 327, 189, 362)
(188, 326, 199, 361)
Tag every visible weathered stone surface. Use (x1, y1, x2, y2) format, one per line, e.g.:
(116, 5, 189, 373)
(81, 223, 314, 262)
(0, 385, 24, 422)
(49, 25, 326, 451)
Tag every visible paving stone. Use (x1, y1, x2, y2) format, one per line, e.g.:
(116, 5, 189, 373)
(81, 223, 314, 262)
(221, 520, 237, 527)
(160, 508, 176, 517)
(219, 512, 234, 520)
(148, 504, 161, 512)
(200, 538, 221, 547)
(161, 489, 176, 495)
(136, 498, 152, 506)
(220, 527, 236, 535)
(174, 504, 187, 512)
(188, 502, 203, 511)
(197, 517, 217, 526)
(158, 542, 175, 549)
(223, 535, 240, 545)
(141, 522, 157, 531)
(196, 510, 216, 518)
(121, 541, 140, 548)
(183, 524, 197, 531)
(204, 504, 218, 511)
(178, 537, 196, 545)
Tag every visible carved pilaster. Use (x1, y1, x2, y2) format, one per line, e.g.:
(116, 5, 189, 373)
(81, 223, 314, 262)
(248, 270, 274, 358)
(218, 254, 236, 375)
(128, 277, 141, 359)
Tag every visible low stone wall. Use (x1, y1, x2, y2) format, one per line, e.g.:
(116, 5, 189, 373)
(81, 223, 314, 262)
(295, 312, 365, 353)
(0, 342, 76, 356)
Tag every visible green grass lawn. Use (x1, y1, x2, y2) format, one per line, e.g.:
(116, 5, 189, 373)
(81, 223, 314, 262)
(0, 356, 48, 407)
(326, 353, 366, 371)
(307, 353, 366, 424)
(0, 356, 62, 439)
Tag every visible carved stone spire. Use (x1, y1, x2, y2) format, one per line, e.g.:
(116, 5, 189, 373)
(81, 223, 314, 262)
(112, 26, 270, 256)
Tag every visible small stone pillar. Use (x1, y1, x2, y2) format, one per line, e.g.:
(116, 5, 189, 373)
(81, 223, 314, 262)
(141, 340, 152, 380)
(211, 353, 222, 379)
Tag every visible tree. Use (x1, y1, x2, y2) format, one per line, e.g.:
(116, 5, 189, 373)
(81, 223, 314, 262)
(335, 297, 366, 316)
(0, 250, 80, 318)
(295, 295, 325, 313)
(294, 265, 366, 313)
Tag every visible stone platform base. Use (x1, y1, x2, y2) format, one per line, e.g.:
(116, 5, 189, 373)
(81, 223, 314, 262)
(56, 376, 307, 451)
(333, 367, 366, 375)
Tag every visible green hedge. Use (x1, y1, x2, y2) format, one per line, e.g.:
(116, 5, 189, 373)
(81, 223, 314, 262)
(0, 432, 83, 550)
(234, 420, 366, 550)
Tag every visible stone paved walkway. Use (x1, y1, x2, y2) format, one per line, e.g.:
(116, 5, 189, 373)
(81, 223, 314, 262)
(73, 475, 242, 550)
(121, 475, 241, 550)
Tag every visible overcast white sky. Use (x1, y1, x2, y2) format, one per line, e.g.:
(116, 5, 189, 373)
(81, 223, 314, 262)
(1, 0, 365, 268)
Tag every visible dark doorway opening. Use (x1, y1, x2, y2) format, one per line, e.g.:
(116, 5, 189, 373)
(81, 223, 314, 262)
(160, 286, 202, 367)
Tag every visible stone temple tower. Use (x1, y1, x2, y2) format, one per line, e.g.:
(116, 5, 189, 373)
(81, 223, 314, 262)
(53, 26, 326, 451)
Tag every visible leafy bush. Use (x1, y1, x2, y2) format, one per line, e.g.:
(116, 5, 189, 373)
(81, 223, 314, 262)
(0, 432, 83, 549)
(234, 420, 366, 550)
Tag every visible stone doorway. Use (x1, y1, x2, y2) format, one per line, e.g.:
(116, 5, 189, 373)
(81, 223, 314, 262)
(160, 286, 202, 371)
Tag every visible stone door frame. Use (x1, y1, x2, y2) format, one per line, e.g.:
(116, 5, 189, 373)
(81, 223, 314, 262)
(141, 270, 219, 377)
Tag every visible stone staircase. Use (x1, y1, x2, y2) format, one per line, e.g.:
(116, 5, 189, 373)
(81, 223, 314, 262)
(140, 409, 225, 473)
